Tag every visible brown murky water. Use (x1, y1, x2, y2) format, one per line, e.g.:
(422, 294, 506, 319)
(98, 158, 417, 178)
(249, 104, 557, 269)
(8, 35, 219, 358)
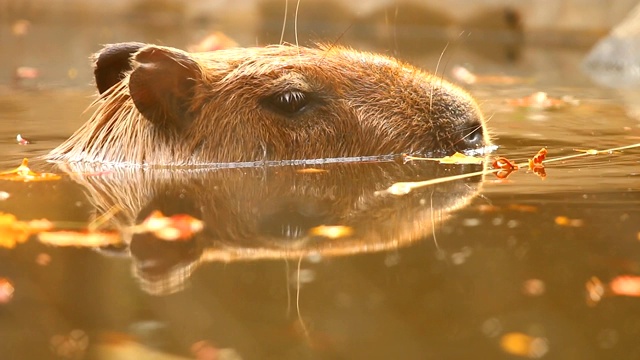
(2, 15, 640, 360)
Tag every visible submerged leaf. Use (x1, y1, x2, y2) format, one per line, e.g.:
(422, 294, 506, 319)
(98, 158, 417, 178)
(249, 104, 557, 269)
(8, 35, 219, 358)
(0, 213, 30, 248)
(0, 213, 53, 248)
(309, 225, 354, 239)
(296, 168, 328, 174)
(132, 210, 204, 241)
(38, 231, 121, 247)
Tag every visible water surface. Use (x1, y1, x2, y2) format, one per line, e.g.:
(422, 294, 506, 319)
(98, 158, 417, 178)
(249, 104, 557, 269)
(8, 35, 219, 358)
(1, 18, 640, 360)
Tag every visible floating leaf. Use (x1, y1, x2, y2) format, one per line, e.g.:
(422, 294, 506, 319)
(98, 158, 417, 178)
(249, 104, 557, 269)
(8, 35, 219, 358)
(438, 152, 484, 165)
(451, 65, 529, 85)
(524, 148, 548, 179)
(521, 279, 545, 296)
(405, 152, 484, 165)
(11, 19, 30, 36)
(0, 158, 61, 182)
(0, 278, 14, 304)
(507, 91, 577, 110)
(15, 66, 39, 80)
(16, 134, 30, 145)
(188, 31, 238, 52)
(554, 216, 584, 227)
(529, 148, 547, 167)
(492, 157, 519, 171)
(586, 275, 640, 306)
(499, 332, 549, 358)
(609, 275, 640, 297)
(574, 149, 601, 155)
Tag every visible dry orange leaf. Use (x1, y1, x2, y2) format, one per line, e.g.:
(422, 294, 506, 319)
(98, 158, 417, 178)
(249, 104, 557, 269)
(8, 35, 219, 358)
(11, 19, 30, 36)
(574, 149, 601, 155)
(492, 157, 519, 171)
(0, 158, 61, 182)
(499, 332, 549, 358)
(609, 275, 640, 297)
(309, 225, 354, 239)
(529, 148, 547, 167)
(188, 31, 238, 52)
(450, 65, 528, 85)
(507, 92, 577, 110)
(0, 278, 15, 304)
(554, 216, 584, 227)
(133, 210, 204, 241)
(586, 275, 640, 306)
(492, 157, 519, 179)
(16, 134, 30, 145)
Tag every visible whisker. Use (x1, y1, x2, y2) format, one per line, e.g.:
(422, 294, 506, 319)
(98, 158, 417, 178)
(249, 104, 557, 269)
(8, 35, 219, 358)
(294, 0, 301, 55)
(439, 31, 467, 87)
(393, 5, 399, 56)
(279, 0, 289, 45)
(431, 42, 450, 115)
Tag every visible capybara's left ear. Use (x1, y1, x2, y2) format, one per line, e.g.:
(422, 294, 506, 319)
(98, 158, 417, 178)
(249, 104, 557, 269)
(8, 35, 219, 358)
(129, 46, 201, 130)
(93, 42, 147, 94)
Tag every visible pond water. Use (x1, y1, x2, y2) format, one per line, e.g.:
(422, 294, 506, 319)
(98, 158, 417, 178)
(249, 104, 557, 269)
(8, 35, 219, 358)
(2, 17, 640, 360)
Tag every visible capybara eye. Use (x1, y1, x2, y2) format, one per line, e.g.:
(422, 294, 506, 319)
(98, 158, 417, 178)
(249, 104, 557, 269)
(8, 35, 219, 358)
(460, 125, 485, 148)
(267, 90, 310, 115)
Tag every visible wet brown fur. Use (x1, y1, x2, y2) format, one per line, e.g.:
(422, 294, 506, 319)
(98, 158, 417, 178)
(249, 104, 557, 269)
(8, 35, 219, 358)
(47, 44, 490, 165)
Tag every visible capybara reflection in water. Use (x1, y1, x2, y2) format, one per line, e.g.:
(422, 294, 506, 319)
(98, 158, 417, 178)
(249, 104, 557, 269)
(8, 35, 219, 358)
(47, 43, 491, 165)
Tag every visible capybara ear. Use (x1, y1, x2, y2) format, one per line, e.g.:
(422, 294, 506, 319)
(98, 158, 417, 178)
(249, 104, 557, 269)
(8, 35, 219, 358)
(128, 46, 201, 130)
(93, 42, 147, 94)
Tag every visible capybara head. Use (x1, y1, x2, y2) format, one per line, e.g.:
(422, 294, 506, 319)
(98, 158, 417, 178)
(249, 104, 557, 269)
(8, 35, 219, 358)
(47, 43, 490, 165)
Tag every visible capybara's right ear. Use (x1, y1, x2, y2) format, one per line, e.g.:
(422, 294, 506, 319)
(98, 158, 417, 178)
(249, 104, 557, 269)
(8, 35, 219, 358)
(128, 46, 201, 131)
(93, 42, 147, 94)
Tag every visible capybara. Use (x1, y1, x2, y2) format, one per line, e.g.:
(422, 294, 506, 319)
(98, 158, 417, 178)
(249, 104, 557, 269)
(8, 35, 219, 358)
(46, 43, 490, 165)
